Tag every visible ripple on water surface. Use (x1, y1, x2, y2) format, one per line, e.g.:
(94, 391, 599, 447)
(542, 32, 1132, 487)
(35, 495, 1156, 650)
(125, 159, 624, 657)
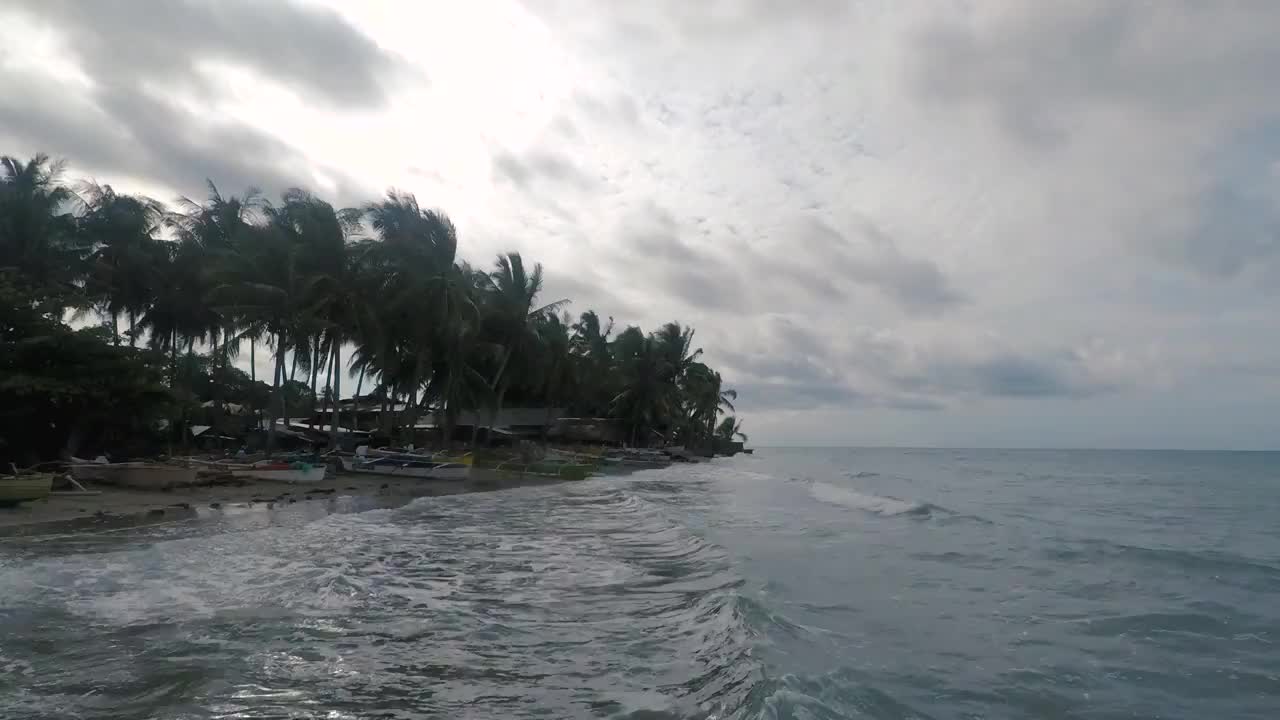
(0, 481, 759, 719)
(4, 450, 1280, 720)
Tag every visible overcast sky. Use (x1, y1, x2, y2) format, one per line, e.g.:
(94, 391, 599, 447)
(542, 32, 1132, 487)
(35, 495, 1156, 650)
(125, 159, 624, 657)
(3, 1, 1280, 449)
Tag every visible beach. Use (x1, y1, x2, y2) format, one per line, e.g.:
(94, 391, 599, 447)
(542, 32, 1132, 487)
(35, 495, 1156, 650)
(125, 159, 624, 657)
(0, 469, 569, 533)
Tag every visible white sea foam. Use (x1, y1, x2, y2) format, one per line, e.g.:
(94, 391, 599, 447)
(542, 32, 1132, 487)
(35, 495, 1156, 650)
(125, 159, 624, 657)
(808, 481, 929, 516)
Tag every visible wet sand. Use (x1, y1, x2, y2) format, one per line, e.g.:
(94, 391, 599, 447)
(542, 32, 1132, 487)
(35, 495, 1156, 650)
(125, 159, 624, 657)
(0, 469, 570, 534)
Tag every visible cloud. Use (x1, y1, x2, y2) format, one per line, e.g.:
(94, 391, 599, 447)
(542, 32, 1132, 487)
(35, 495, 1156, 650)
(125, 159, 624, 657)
(8, 0, 1280, 446)
(715, 316, 1127, 414)
(492, 148, 599, 191)
(910, 1, 1280, 284)
(0, 0, 401, 200)
(800, 218, 964, 314)
(6, 0, 407, 108)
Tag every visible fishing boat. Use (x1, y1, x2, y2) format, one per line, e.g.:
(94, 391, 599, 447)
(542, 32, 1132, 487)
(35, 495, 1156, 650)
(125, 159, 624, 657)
(600, 448, 672, 469)
(0, 473, 54, 506)
(339, 453, 472, 481)
(70, 462, 199, 490)
(231, 460, 327, 483)
(487, 457, 597, 481)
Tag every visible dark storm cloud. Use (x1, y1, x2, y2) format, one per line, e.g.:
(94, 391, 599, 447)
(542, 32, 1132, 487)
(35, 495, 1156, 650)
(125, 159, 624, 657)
(894, 351, 1115, 400)
(912, 3, 1280, 146)
(0, 0, 401, 200)
(800, 219, 964, 314)
(0, 76, 359, 203)
(8, 0, 406, 107)
(731, 379, 865, 411)
(618, 204, 699, 262)
(492, 149, 599, 191)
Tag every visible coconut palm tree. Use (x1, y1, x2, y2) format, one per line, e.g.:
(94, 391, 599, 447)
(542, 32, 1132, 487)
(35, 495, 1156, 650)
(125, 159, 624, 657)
(570, 310, 615, 417)
(0, 154, 83, 301)
(79, 182, 166, 346)
(478, 252, 567, 444)
(716, 416, 747, 443)
(533, 311, 576, 437)
(363, 191, 465, 439)
(611, 326, 674, 447)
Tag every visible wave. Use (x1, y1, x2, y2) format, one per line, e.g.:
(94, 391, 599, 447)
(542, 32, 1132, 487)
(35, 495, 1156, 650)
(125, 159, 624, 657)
(842, 471, 881, 479)
(807, 481, 935, 517)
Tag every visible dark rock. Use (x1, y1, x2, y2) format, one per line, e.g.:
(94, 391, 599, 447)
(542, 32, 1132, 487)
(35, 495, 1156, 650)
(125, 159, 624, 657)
(288, 498, 296, 504)
(345, 486, 357, 490)
(170, 502, 192, 510)
(380, 483, 389, 489)
(147, 508, 165, 517)
(209, 502, 222, 509)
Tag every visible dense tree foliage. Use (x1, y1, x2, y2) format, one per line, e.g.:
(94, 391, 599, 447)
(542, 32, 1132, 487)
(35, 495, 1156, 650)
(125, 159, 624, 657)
(0, 153, 743, 461)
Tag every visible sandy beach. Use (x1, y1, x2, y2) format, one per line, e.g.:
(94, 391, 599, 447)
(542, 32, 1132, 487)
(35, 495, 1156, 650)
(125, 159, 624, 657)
(0, 469, 570, 534)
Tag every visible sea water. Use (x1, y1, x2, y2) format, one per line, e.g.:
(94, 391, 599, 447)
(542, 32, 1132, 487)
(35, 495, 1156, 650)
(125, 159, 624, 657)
(2, 448, 1278, 718)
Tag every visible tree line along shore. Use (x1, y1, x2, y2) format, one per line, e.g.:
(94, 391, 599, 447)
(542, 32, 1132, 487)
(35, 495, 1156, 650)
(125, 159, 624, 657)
(1, 153, 747, 467)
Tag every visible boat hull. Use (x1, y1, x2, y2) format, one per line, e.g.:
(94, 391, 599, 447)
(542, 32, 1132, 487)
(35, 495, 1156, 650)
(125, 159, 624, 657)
(0, 475, 54, 505)
(231, 465, 327, 483)
(339, 456, 470, 481)
(71, 463, 199, 490)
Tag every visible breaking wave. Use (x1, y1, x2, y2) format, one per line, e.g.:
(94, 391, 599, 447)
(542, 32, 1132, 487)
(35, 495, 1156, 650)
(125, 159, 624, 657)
(807, 480, 936, 517)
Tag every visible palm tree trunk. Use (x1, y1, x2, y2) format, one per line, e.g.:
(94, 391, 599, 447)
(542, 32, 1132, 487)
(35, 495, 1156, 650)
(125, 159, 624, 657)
(402, 382, 418, 446)
(128, 313, 137, 348)
(169, 330, 178, 388)
(248, 333, 257, 429)
(352, 365, 365, 433)
(210, 329, 223, 434)
(268, 329, 286, 453)
(329, 341, 342, 450)
(486, 380, 509, 448)
(309, 341, 320, 429)
(110, 309, 120, 347)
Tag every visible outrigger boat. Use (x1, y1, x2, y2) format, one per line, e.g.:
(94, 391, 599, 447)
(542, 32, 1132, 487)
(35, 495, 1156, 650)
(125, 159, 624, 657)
(70, 461, 200, 490)
(0, 473, 54, 506)
(339, 448, 472, 481)
(231, 459, 326, 483)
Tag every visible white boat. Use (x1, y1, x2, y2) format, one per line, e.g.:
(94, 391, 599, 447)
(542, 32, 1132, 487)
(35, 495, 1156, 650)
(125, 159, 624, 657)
(231, 460, 327, 483)
(70, 462, 200, 489)
(340, 452, 472, 481)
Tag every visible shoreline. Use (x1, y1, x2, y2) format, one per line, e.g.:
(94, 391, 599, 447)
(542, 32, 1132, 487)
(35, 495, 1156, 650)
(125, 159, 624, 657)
(0, 469, 573, 535)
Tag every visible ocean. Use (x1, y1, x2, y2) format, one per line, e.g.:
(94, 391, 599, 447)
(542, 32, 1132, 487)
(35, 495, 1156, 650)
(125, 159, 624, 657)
(2, 448, 1279, 719)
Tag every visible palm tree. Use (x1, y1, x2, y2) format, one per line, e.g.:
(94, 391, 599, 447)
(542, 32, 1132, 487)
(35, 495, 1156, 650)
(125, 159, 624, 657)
(534, 312, 576, 437)
(363, 191, 465, 440)
(478, 252, 567, 444)
(716, 416, 748, 443)
(79, 182, 165, 346)
(0, 154, 83, 302)
(2, 149, 752, 461)
(680, 362, 737, 447)
(570, 310, 615, 416)
(611, 327, 673, 447)
(210, 208, 313, 451)
(654, 321, 703, 380)
(167, 181, 266, 429)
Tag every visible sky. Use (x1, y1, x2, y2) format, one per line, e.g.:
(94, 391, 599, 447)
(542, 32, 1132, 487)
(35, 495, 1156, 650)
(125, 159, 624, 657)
(3, 1, 1280, 449)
